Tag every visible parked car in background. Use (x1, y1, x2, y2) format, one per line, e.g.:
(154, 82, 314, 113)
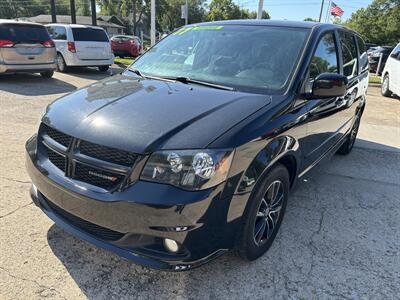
(381, 43, 400, 97)
(26, 21, 368, 270)
(365, 42, 377, 51)
(46, 24, 114, 72)
(111, 35, 142, 58)
(0, 20, 56, 78)
(368, 46, 394, 74)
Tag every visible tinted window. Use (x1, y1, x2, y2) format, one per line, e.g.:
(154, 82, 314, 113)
(392, 44, 400, 60)
(47, 26, 67, 40)
(356, 35, 368, 72)
(339, 31, 358, 78)
(309, 32, 338, 79)
(0, 24, 50, 43)
(132, 25, 310, 93)
(72, 28, 109, 42)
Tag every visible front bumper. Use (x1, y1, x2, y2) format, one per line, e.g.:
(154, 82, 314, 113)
(26, 136, 236, 271)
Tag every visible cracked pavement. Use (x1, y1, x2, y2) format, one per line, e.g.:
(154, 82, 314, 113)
(1, 70, 399, 299)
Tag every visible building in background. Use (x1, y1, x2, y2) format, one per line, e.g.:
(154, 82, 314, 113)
(19, 15, 125, 36)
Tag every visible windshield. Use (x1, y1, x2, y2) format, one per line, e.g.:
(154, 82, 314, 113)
(131, 25, 310, 93)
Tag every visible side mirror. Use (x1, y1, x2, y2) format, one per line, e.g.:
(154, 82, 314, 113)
(311, 73, 348, 98)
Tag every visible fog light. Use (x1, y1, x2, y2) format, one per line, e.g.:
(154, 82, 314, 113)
(164, 238, 179, 253)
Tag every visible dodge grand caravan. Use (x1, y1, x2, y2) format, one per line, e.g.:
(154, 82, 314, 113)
(26, 21, 368, 271)
(0, 20, 56, 77)
(46, 24, 114, 72)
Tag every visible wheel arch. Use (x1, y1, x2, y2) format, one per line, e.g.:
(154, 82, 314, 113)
(235, 135, 301, 195)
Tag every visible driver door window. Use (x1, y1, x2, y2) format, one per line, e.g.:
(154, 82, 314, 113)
(306, 32, 338, 93)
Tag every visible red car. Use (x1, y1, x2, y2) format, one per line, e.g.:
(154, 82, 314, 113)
(111, 35, 142, 58)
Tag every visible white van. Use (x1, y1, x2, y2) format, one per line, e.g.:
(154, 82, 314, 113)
(46, 24, 114, 72)
(381, 43, 400, 97)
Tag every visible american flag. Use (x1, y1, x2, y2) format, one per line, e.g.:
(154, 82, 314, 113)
(330, 2, 344, 17)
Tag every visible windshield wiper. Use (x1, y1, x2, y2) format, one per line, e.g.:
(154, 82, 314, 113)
(170, 77, 236, 91)
(127, 68, 144, 78)
(127, 68, 175, 83)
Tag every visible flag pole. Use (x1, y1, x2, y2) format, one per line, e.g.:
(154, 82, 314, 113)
(325, 0, 332, 23)
(318, 0, 325, 22)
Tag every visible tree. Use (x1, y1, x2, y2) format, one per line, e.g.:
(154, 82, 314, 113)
(206, 0, 241, 21)
(304, 17, 318, 22)
(206, 0, 269, 21)
(0, 0, 70, 19)
(344, 0, 400, 45)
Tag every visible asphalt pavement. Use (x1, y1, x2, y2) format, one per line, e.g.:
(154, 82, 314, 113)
(0, 69, 399, 299)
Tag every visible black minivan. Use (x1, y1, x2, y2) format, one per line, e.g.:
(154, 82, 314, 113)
(26, 20, 368, 270)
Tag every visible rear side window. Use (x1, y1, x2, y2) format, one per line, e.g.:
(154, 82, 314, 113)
(356, 35, 368, 72)
(339, 31, 358, 78)
(47, 26, 67, 40)
(392, 44, 400, 60)
(0, 24, 50, 43)
(72, 28, 109, 42)
(309, 32, 339, 79)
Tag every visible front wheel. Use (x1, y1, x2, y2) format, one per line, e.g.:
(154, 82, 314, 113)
(98, 65, 109, 72)
(237, 164, 289, 261)
(337, 114, 360, 155)
(381, 74, 391, 97)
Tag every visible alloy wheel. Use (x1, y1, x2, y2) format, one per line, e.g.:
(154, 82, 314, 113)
(253, 180, 284, 246)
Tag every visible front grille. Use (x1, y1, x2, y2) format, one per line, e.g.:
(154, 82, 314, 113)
(46, 126, 71, 147)
(46, 148, 66, 172)
(74, 163, 124, 189)
(45, 197, 125, 241)
(80, 140, 137, 166)
(39, 124, 139, 191)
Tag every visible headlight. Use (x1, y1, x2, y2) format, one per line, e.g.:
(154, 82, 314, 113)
(140, 149, 234, 190)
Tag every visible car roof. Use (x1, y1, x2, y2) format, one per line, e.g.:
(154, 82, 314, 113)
(46, 23, 105, 30)
(190, 19, 329, 29)
(0, 19, 45, 27)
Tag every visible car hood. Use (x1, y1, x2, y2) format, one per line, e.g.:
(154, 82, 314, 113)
(43, 74, 270, 153)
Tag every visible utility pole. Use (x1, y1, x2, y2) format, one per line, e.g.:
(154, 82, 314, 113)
(150, 0, 156, 46)
(91, 0, 97, 26)
(185, 0, 188, 25)
(50, 0, 56, 23)
(70, 0, 76, 24)
(257, 0, 264, 20)
(318, 0, 324, 22)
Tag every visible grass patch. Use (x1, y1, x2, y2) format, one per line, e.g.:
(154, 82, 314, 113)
(369, 75, 381, 84)
(114, 57, 134, 66)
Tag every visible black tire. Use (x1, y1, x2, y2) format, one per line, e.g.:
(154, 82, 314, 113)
(98, 65, 109, 72)
(56, 53, 68, 73)
(337, 114, 360, 155)
(381, 74, 392, 97)
(237, 164, 290, 261)
(40, 71, 54, 78)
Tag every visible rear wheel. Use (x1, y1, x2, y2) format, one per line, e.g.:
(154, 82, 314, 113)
(237, 164, 289, 261)
(98, 65, 109, 72)
(40, 71, 54, 78)
(337, 114, 360, 155)
(56, 53, 68, 73)
(381, 74, 391, 97)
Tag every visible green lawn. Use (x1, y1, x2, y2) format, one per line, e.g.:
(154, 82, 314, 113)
(369, 75, 381, 84)
(114, 57, 134, 66)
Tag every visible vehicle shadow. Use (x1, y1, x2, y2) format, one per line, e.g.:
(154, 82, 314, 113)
(45, 140, 399, 299)
(65, 66, 124, 80)
(0, 73, 76, 96)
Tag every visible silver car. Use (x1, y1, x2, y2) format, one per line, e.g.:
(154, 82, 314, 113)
(0, 20, 56, 78)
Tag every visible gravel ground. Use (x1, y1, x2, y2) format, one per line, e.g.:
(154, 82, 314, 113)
(0, 69, 399, 299)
